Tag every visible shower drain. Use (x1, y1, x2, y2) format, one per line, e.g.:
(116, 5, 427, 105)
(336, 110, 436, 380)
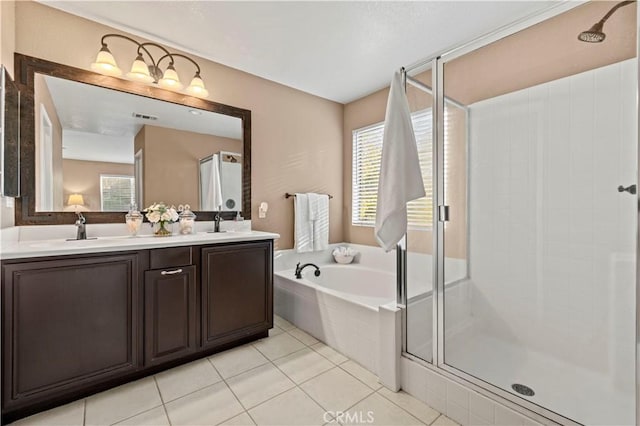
(511, 383, 535, 397)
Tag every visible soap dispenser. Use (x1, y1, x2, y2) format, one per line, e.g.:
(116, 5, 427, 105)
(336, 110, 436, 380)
(178, 204, 197, 235)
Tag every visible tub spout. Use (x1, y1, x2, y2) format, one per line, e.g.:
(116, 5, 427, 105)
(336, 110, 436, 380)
(295, 262, 321, 279)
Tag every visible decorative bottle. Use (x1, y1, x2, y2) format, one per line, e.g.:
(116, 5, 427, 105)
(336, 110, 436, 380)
(178, 204, 197, 235)
(125, 204, 143, 236)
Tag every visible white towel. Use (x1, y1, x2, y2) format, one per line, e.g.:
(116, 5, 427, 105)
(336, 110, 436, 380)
(211, 154, 223, 210)
(375, 70, 425, 252)
(294, 193, 313, 253)
(199, 159, 213, 210)
(308, 193, 329, 251)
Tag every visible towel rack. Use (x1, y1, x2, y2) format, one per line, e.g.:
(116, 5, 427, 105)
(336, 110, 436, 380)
(285, 192, 333, 199)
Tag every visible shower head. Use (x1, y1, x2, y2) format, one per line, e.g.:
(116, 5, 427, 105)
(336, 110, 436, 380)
(577, 0, 634, 43)
(578, 21, 606, 43)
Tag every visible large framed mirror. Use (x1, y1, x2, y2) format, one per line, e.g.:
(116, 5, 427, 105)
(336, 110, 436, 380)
(15, 53, 251, 225)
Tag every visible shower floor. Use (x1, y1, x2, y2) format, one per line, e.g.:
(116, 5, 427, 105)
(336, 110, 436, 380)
(445, 332, 634, 425)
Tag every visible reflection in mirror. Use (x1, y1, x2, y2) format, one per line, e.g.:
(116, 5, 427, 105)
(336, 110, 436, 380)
(199, 151, 242, 211)
(34, 73, 243, 213)
(1, 66, 20, 197)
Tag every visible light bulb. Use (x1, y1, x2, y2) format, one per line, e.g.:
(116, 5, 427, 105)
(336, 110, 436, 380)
(186, 73, 209, 98)
(90, 45, 122, 76)
(126, 54, 154, 83)
(159, 64, 183, 90)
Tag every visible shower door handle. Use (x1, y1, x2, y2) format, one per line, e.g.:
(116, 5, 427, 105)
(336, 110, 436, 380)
(617, 184, 636, 194)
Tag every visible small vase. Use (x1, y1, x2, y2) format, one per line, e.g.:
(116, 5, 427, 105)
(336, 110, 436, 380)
(154, 221, 172, 237)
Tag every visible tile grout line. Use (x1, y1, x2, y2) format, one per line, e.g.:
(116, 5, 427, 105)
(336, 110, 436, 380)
(267, 355, 336, 423)
(336, 362, 382, 392)
(430, 414, 446, 426)
(374, 387, 434, 425)
(248, 333, 339, 422)
(206, 357, 258, 426)
(152, 376, 173, 426)
(253, 326, 397, 424)
(83, 398, 87, 426)
(107, 404, 166, 426)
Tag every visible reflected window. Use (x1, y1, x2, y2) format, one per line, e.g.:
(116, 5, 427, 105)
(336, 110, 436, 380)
(100, 175, 135, 211)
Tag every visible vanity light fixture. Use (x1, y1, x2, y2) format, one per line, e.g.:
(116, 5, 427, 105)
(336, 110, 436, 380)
(91, 34, 209, 98)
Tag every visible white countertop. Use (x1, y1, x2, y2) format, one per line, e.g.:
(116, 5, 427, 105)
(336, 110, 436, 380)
(0, 224, 279, 260)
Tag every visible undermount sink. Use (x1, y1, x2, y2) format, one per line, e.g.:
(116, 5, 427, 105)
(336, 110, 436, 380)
(26, 238, 102, 248)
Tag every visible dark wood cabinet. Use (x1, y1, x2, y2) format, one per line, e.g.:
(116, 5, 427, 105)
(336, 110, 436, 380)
(1, 239, 273, 423)
(2, 252, 142, 413)
(201, 241, 273, 348)
(144, 265, 197, 366)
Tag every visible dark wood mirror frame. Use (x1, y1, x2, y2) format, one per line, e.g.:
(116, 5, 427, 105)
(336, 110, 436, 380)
(14, 53, 251, 226)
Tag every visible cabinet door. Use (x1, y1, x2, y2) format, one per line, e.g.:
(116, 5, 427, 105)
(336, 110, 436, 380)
(201, 241, 273, 348)
(144, 265, 197, 366)
(2, 253, 141, 409)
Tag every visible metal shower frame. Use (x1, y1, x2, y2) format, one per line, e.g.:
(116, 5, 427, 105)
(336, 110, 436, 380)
(396, 2, 639, 425)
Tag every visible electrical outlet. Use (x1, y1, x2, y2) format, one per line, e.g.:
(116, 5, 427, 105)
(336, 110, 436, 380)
(5, 197, 14, 208)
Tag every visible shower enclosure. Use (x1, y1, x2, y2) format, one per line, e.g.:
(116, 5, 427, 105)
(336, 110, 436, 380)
(402, 2, 638, 424)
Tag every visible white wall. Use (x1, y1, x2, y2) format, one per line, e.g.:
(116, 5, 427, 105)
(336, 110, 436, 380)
(467, 58, 637, 380)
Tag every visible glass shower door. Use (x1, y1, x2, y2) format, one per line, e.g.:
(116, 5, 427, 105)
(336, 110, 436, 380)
(440, 2, 637, 424)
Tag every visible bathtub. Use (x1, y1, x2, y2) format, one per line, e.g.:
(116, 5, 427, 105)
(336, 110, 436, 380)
(285, 264, 396, 308)
(275, 262, 390, 373)
(274, 243, 468, 376)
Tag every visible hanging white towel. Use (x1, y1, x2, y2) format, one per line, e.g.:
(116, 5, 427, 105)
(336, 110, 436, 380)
(308, 193, 329, 251)
(211, 154, 224, 210)
(375, 70, 425, 252)
(294, 193, 313, 253)
(199, 158, 213, 210)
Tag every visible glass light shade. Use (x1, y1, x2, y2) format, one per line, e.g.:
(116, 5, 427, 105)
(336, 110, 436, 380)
(67, 194, 85, 206)
(126, 55, 155, 83)
(186, 74, 209, 98)
(90, 47, 122, 76)
(158, 64, 183, 90)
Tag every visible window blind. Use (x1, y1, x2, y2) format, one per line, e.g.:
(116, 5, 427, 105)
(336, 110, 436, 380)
(352, 109, 433, 228)
(100, 175, 136, 211)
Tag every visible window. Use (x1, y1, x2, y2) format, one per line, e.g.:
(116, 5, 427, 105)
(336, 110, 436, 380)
(100, 175, 135, 211)
(352, 109, 433, 228)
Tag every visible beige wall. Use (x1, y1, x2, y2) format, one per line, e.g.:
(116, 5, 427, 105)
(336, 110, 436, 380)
(443, 1, 637, 106)
(15, 1, 344, 249)
(62, 159, 134, 212)
(0, 0, 15, 228)
(138, 125, 241, 208)
(34, 73, 64, 211)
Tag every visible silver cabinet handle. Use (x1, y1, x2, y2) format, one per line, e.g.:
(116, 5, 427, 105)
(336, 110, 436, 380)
(161, 269, 183, 275)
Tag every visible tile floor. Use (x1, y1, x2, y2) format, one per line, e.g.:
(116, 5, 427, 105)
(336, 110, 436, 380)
(12, 316, 458, 426)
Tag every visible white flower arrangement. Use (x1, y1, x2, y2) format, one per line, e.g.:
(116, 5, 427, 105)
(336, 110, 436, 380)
(145, 202, 179, 226)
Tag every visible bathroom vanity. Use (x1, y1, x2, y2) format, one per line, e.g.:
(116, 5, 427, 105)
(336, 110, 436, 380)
(0, 52, 273, 422)
(0, 232, 277, 422)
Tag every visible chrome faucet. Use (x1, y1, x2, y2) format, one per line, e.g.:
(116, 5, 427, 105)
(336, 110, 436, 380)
(295, 262, 321, 279)
(75, 212, 87, 240)
(214, 212, 222, 232)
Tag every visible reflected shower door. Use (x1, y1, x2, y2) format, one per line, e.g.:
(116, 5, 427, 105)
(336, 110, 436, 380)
(441, 2, 637, 424)
(404, 65, 435, 363)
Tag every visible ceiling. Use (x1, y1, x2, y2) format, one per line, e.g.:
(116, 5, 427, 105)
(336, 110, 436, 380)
(44, 74, 242, 164)
(39, 1, 561, 104)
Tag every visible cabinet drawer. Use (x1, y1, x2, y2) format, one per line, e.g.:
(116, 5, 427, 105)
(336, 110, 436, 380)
(150, 247, 192, 269)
